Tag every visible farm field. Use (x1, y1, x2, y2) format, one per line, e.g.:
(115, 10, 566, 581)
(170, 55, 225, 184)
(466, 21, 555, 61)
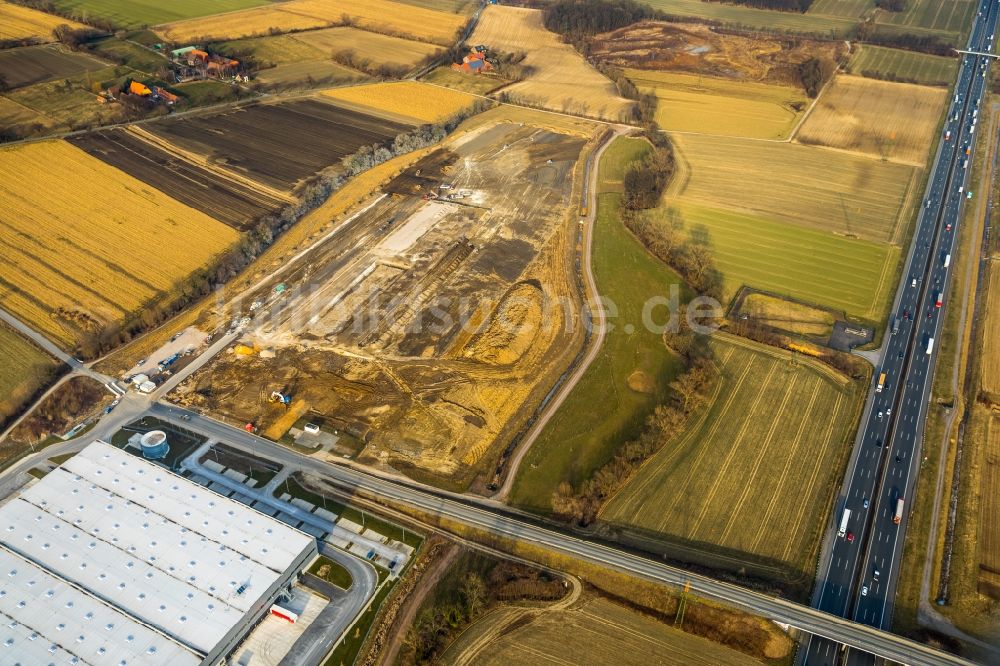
(0, 45, 106, 90)
(0, 140, 240, 349)
(469, 5, 634, 122)
(847, 45, 959, 86)
(666, 203, 898, 320)
(0, 1, 86, 41)
(392, 0, 476, 12)
(68, 128, 287, 230)
(740, 292, 837, 338)
(145, 99, 413, 191)
(592, 22, 844, 89)
(807, 0, 873, 18)
(982, 260, 1000, 397)
(215, 33, 364, 86)
(602, 335, 860, 574)
(795, 75, 947, 165)
(89, 36, 170, 73)
(420, 66, 504, 95)
(626, 69, 808, 140)
(157, 0, 467, 46)
(0, 326, 59, 431)
(2, 64, 134, 131)
(0, 97, 44, 132)
(294, 26, 443, 72)
(978, 409, 1000, 599)
(51, 0, 269, 29)
(639, 0, 857, 35)
(321, 81, 479, 124)
(669, 133, 919, 244)
(877, 0, 977, 38)
(255, 60, 362, 87)
(444, 596, 760, 666)
(510, 138, 685, 511)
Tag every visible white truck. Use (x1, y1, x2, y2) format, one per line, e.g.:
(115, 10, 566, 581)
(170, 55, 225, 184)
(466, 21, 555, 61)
(838, 508, 852, 538)
(927, 337, 935, 355)
(893, 498, 905, 525)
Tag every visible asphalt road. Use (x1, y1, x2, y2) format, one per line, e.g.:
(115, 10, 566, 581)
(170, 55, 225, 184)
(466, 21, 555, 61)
(135, 404, 972, 666)
(803, 2, 999, 663)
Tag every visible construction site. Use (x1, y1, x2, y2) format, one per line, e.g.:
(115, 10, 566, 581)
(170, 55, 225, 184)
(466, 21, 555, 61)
(171, 121, 595, 489)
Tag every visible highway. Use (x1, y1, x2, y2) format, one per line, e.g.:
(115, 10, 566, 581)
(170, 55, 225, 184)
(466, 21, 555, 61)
(803, 1, 1000, 663)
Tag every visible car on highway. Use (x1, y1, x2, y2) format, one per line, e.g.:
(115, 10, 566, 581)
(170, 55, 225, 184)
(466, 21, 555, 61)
(862, 586, 868, 597)
(946, 222, 953, 231)
(847, 532, 855, 543)
(878, 411, 883, 420)
(873, 568, 880, 582)
(863, 499, 870, 509)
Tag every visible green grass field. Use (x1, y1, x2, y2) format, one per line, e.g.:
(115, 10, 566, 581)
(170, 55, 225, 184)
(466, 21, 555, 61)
(663, 203, 898, 319)
(670, 133, 918, 244)
(90, 36, 168, 73)
(597, 135, 650, 192)
(627, 69, 808, 140)
(0, 326, 59, 429)
(601, 335, 860, 574)
(420, 66, 503, 96)
(808, 0, 873, 18)
(847, 44, 959, 86)
(510, 138, 686, 511)
(877, 0, 977, 36)
(51, 0, 269, 28)
(391, 0, 476, 12)
(641, 0, 858, 35)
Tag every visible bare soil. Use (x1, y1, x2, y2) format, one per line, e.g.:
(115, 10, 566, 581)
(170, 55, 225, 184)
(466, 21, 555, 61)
(590, 21, 844, 87)
(173, 121, 594, 488)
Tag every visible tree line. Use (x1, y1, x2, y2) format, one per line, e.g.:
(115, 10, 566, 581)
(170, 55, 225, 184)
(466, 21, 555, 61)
(552, 328, 719, 524)
(402, 553, 566, 664)
(707, 0, 814, 12)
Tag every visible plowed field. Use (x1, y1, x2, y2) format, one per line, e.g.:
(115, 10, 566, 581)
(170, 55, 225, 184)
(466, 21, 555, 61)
(144, 99, 413, 191)
(68, 128, 286, 230)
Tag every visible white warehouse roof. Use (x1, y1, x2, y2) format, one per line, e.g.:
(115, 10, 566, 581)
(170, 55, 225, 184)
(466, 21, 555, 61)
(0, 441, 315, 665)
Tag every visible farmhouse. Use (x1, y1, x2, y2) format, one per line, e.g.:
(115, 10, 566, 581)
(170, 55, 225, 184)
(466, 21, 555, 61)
(171, 44, 241, 80)
(451, 45, 493, 74)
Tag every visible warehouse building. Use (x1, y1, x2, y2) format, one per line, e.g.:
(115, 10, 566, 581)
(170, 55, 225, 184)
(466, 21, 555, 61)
(0, 441, 317, 665)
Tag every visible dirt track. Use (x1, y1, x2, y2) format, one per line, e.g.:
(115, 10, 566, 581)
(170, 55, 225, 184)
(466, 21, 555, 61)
(493, 127, 624, 500)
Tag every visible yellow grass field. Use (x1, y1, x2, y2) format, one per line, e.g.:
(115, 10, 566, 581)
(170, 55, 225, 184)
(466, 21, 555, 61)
(0, 1, 86, 41)
(0, 325, 58, 429)
(795, 75, 947, 166)
(627, 69, 808, 140)
(602, 335, 859, 573)
(670, 132, 918, 244)
(0, 141, 240, 349)
(742, 292, 836, 337)
(293, 26, 442, 71)
(444, 597, 762, 666)
(979, 410, 1000, 597)
(469, 5, 634, 122)
(157, 0, 466, 45)
(322, 81, 478, 124)
(982, 259, 1000, 396)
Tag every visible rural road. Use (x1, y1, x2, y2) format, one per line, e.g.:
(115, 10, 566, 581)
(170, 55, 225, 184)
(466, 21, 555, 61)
(493, 127, 623, 500)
